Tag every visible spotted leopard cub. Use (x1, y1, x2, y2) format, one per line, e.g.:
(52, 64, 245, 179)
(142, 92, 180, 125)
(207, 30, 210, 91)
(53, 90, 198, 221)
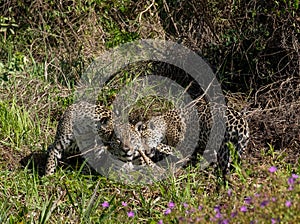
(136, 101, 250, 175)
(45, 101, 114, 175)
(44, 101, 165, 176)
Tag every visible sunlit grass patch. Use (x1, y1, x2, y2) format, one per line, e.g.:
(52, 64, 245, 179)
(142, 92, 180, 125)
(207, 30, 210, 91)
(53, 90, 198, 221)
(0, 99, 41, 150)
(1, 151, 299, 223)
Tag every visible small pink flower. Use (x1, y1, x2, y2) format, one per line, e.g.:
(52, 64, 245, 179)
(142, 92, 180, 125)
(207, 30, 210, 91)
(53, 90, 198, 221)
(231, 211, 237, 217)
(260, 200, 269, 207)
(157, 220, 163, 224)
(285, 200, 292, 207)
(227, 189, 232, 197)
(183, 202, 188, 208)
(198, 205, 203, 210)
(102, 201, 109, 208)
(240, 206, 247, 212)
(214, 205, 221, 213)
(244, 197, 252, 204)
(288, 177, 295, 185)
(215, 212, 222, 219)
(127, 211, 134, 217)
(292, 173, 299, 179)
(121, 201, 127, 207)
(222, 219, 229, 224)
(168, 201, 175, 209)
(164, 208, 171, 215)
(269, 166, 277, 173)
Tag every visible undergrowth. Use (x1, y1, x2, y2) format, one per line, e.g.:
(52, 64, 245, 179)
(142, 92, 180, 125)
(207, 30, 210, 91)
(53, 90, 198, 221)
(0, 0, 299, 223)
(0, 153, 299, 223)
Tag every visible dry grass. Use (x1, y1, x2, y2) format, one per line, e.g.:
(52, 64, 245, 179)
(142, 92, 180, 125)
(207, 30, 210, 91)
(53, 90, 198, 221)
(247, 77, 300, 164)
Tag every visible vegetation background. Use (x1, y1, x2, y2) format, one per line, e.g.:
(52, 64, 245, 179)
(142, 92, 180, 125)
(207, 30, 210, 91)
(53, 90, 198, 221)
(0, 0, 299, 223)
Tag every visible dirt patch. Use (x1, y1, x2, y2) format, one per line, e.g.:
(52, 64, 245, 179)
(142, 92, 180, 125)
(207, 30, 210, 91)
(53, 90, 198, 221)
(0, 144, 25, 171)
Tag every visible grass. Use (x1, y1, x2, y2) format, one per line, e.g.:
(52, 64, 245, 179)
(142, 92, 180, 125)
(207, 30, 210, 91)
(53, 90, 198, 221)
(0, 98, 41, 150)
(0, 153, 299, 223)
(0, 60, 299, 224)
(1, 70, 300, 223)
(0, 2, 299, 221)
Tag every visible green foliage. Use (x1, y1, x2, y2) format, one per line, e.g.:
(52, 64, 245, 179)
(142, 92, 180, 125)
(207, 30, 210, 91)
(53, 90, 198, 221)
(0, 16, 18, 39)
(228, 142, 246, 182)
(0, 0, 299, 223)
(104, 28, 139, 48)
(0, 99, 40, 149)
(0, 155, 299, 223)
(1, 0, 298, 90)
(0, 52, 28, 78)
(98, 0, 140, 48)
(0, 0, 141, 85)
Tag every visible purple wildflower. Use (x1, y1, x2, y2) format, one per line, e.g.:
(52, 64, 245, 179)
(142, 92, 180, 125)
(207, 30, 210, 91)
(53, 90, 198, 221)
(164, 208, 171, 215)
(220, 219, 230, 224)
(269, 166, 277, 173)
(288, 177, 295, 185)
(198, 205, 203, 210)
(240, 206, 247, 212)
(127, 211, 134, 218)
(288, 185, 294, 191)
(244, 197, 252, 204)
(121, 201, 127, 207)
(214, 205, 221, 213)
(168, 201, 175, 209)
(215, 212, 222, 219)
(285, 200, 292, 207)
(271, 197, 276, 202)
(231, 211, 237, 218)
(260, 200, 269, 207)
(271, 218, 277, 224)
(292, 173, 299, 179)
(183, 202, 188, 208)
(101, 201, 109, 208)
(157, 220, 163, 224)
(254, 193, 260, 197)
